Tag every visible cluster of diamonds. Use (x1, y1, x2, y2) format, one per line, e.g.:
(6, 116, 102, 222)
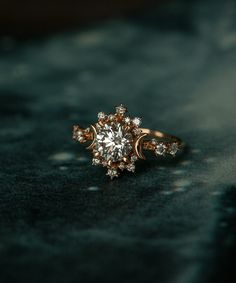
(73, 126, 92, 143)
(150, 139, 180, 157)
(90, 104, 143, 179)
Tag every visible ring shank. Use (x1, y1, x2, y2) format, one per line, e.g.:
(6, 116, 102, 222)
(140, 128, 183, 144)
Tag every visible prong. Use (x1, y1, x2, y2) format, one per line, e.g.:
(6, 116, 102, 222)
(124, 125, 131, 132)
(107, 160, 113, 167)
(94, 151, 100, 157)
(123, 157, 129, 163)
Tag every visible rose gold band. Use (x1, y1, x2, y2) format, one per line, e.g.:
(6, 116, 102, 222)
(140, 128, 184, 153)
(140, 128, 182, 143)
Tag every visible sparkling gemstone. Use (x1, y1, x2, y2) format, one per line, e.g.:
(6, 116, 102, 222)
(151, 139, 157, 145)
(155, 143, 167, 156)
(107, 168, 119, 179)
(108, 114, 115, 121)
(118, 162, 126, 170)
(131, 155, 138, 162)
(132, 117, 142, 127)
(73, 127, 83, 141)
(126, 163, 135, 172)
(133, 128, 142, 136)
(102, 161, 108, 167)
(92, 158, 100, 165)
(116, 104, 127, 114)
(125, 117, 131, 124)
(77, 131, 83, 137)
(169, 143, 179, 156)
(96, 123, 133, 162)
(98, 112, 106, 120)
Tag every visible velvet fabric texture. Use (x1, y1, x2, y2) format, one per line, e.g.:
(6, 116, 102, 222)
(0, 0, 236, 282)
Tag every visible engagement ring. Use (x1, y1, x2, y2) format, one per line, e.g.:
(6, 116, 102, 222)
(73, 105, 184, 179)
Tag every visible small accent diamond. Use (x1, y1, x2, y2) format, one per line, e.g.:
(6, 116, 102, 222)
(77, 130, 83, 137)
(109, 114, 115, 121)
(116, 104, 127, 114)
(118, 162, 126, 170)
(98, 112, 106, 120)
(155, 143, 167, 156)
(73, 127, 84, 141)
(151, 139, 157, 145)
(92, 158, 100, 165)
(126, 163, 135, 172)
(169, 143, 179, 156)
(107, 168, 119, 179)
(133, 128, 142, 136)
(132, 117, 142, 127)
(125, 117, 131, 124)
(131, 155, 138, 162)
(102, 160, 108, 167)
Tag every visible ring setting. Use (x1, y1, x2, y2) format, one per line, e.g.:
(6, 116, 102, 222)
(73, 105, 184, 179)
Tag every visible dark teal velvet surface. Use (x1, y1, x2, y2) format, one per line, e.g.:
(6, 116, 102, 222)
(0, 0, 236, 282)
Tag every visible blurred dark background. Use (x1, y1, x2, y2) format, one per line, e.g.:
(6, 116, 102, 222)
(1, 0, 236, 283)
(0, 0, 163, 36)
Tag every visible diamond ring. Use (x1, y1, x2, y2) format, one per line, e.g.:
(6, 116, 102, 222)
(73, 105, 184, 179)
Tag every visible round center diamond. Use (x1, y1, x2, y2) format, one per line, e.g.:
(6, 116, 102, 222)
(96, 123, 133, 162)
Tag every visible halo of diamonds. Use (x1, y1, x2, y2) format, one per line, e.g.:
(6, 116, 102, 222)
(93, 105, 142, 179)
(73, 104, 181, 179)
(73, 105, 143, 179)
